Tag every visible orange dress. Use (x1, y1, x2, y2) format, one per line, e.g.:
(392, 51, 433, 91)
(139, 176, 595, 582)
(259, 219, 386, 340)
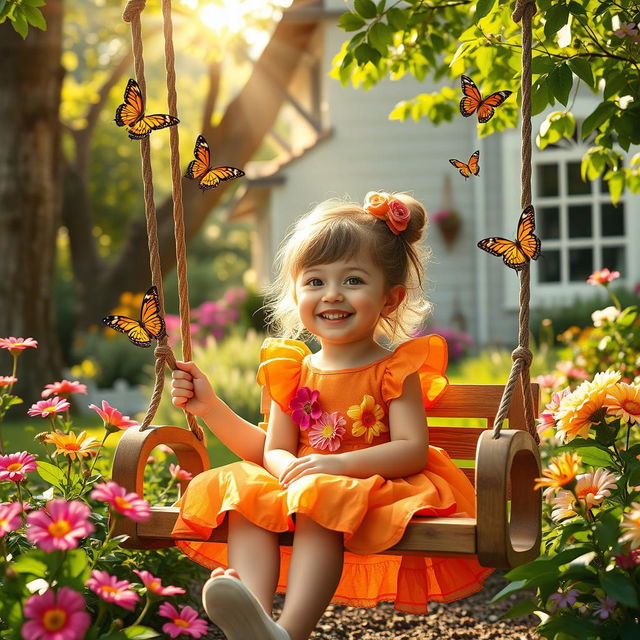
(172, 335, 493, 613)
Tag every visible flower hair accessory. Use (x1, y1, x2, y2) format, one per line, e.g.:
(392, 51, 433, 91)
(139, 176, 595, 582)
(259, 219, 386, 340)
(363, 191, 411, 235)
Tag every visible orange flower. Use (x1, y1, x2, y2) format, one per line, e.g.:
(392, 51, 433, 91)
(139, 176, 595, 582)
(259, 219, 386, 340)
(533, 451, 582, 492)
(44, 430, 102, 460)
(363, 191, 390, 219)
(347, 395, 387, 443)
(605, 383, 640, 425)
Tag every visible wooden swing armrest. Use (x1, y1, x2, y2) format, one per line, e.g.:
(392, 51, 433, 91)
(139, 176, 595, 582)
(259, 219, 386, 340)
(475, 429, 541, 569)
(111, 425, 209, 549)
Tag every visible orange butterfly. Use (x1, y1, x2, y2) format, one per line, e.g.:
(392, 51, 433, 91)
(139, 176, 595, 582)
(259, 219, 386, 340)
(477, 205, 541, 271)
(449, 150, 480, 180)
(115, 79, 179, 140)
(102, 286, 166, 348)
(459, 75, 512, 123)
(185, 135, 245, 190)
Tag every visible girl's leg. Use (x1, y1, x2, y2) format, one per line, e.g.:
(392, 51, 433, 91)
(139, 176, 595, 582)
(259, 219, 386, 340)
(227, 510, 281, 615)
(277, 515, 344, 640)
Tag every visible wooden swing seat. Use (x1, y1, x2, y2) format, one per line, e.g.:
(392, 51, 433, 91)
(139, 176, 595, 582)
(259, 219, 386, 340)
(112, 382, 541, 569)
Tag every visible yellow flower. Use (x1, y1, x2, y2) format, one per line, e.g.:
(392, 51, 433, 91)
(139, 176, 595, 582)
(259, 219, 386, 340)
(549, 490, 577, 522)
(534, 451, 582, 492)
(347, 395, 387, 443)
(620, 502, 640, 549)
(588, 370, 622, 397)
(44, 430, 102, 460)
(605, 383, 640, 425)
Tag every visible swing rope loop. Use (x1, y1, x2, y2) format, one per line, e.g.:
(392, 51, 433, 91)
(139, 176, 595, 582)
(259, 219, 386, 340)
(124, 0, 204, 440)
(492, 0, 539, 443)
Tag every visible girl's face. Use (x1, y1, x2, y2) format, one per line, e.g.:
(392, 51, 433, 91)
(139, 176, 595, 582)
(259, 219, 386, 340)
(294, 250, 404, 346)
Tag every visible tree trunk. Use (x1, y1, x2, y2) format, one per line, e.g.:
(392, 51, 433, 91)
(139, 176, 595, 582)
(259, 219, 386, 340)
(0, 2, 65, 402)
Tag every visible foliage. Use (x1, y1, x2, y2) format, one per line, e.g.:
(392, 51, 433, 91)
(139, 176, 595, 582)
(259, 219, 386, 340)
(0, 0, 46, 39)
(334, 0, 640, 201)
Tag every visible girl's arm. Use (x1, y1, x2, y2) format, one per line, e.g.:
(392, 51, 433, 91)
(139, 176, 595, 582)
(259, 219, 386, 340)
(263, 400, 299, 479)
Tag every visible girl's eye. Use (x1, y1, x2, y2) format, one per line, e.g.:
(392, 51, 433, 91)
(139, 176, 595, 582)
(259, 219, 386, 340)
(346, 276, 363, 285)
(307, 278, 323, 286)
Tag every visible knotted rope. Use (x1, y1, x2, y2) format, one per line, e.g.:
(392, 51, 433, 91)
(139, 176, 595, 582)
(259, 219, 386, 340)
(492, 0, 538, 442)
(123, 0, 203, 440)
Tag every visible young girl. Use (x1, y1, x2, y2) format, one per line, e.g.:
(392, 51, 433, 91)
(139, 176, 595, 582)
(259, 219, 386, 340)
(170, 192, 493, 640)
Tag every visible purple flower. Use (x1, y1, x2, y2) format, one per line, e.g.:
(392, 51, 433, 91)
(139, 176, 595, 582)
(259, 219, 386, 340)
(548, 588, 580, 612)
(289, 387, 322, 430)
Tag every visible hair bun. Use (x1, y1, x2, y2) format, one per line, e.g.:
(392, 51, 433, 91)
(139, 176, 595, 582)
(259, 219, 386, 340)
(394, 193, 426, 244)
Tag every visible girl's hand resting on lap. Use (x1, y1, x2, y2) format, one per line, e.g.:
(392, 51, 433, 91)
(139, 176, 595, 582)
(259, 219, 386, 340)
(171, 361, 217, 418)
(279, 454, 345, 488)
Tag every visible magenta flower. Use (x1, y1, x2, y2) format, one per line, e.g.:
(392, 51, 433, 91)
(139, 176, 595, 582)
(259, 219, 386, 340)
(169, 463, 193, 482)
(90, 481, 151, 521)
(88, 400, 138, 431)
(42, 380, 87, 398)
(0, 336, 38, 354)
(289, 387, 322, 430)
(22, 587, 90, 640)
(308, 411, 346, 452)
(0, 502, 23, 537)
(86, 570, 140, 611)
(0, 451, 37, 482)
(158, 602, 209, 638)
(0, 376, 17, 388)
(615, 549, 640, 569)
(27, 397, 70, 418)
(26, 499, 94, 552)
(133, 569, 186, 596)
(555, 361, 589, 381)
(587, 268, 620, 286)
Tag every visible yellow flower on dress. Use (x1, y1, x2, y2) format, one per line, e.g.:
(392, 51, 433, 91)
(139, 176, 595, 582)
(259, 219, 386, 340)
(533, 451, 581, 492)
(44, 430, 102, 460)
(347, 395, 387, 443)
(605, 383, 640, 425)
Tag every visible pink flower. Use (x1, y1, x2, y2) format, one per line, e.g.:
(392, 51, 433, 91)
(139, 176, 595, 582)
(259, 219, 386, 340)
(133, 569, 186, 596)
(387, 199, 411, 235)
(615, 549, 640, 569)
(22, 587, 90, 640)
(88, 400, 138, 431)
(42, 380, 87, 398)
(27, 397, 70, 418)
(556, 361, 589, 381)
(308, 411, 346, 452)
(548, 588, 580, 612)
(0, 336, 38, 354)
(86, 570, 140, 610)
(90, 481, 151, 521)
(169, 463, 193, 482)
(289, 387, 322, 430)
(0, 451, 37, 482)
(0, 376, 17, 388)
(534, 374, 560, 390)
(587, 268, 620, 286)
(593, 596, 616, 619)
(614, 22, 638, 37)
(26, 499, 94, 552)
(0, 502, 23, 537)
(634, 282, 640, 296)
(158, 602, 209, 638)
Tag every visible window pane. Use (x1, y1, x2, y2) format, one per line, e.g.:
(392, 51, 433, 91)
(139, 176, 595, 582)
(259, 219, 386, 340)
(602, 246, 626, 274)
(569, 247, 593, 281)
(601, 202, 625, 237)
(567, 162, 591, 195)
(537, 164, 558, 197)
(568, 205, 592, 238)
(600, 177, 609, 194)
(538, 206, 560, 239)
(538, 249, 561, 283)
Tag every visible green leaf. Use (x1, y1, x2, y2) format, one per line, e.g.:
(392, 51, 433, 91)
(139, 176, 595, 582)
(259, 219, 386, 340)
(12, 12, 28, 38)
(0, 1, 7, 16)
(567, 1, 586, 15)
(548, 63, 573, 106)
(604, 72, 627, 101)
(539, 614, 597, 637)
(501, 599, 537, 619)
(605, 169, 625, 205)
(475, 0, 496, 22)
(531, 78, 550, 116)
(368, 21, 393, 54)
(544, 4, 570, 39)
(595, 512, 622, 552)
(568, 58, 594, 89)
(11, 555, 48, 578)
(339, 12, 366, 32)
(354, 43, 380, 65)
(386, 7, 408, 30)
(22, 5, 46, 30)
(506, 558, 558, 582)
(37, 460, 67, 490)
(621, 619, 640, 640)
(347, 32, 366, 51)
(617, 306, 638, 328)
(123, 627, 160, 639)
(490, 578, 528, 602)
(582, 102, 616, 139)
(599, 570, 639, 608)
(354, 0, 377, 19)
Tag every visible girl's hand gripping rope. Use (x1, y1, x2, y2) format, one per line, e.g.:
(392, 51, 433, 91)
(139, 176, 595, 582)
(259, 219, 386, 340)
(171, 361, 217, 418)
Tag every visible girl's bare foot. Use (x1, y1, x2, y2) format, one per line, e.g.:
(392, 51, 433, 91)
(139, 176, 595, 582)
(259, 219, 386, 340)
(210, 567, 240, 579)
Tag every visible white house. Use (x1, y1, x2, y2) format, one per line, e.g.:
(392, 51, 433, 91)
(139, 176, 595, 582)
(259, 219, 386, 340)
(229, 0, 640, 348)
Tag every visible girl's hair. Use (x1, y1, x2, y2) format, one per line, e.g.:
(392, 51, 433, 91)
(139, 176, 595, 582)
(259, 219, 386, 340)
(263, 194, 432, 344)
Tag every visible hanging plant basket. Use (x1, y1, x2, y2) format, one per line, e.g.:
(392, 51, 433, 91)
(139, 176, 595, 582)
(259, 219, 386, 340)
(433, 209, 462, 250)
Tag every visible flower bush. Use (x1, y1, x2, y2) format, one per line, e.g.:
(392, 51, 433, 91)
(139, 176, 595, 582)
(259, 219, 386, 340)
(0, 337, 211, 638)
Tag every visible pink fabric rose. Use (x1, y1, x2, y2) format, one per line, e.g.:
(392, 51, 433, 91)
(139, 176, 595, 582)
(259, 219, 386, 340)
(289, 387, 322, 431)
(387, 199, 411, 235)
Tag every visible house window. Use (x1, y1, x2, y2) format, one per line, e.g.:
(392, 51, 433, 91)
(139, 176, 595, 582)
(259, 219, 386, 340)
(534, 158, 626, 285)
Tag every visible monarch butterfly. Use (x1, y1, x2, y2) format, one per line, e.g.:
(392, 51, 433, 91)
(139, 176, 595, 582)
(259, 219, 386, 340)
(459, 75, 512, 123)
(449, 150, 480, 180)
(102, 286, 166, 348)
(185, 135, 245, 190)
(115, 79, 180, 140)
(477, 205, 541, 271)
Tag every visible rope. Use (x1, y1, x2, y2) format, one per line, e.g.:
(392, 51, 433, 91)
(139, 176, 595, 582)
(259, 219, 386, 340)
(492, 0, 539, 443)
(123, 0, 203, 440)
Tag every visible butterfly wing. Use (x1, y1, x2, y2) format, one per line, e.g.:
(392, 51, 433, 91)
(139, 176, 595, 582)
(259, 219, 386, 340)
(477, 90, 512, 123)
(115, 78, 144, 128)
(468, 149, 480, 176)
(515, 204, 542, 261)
(102, 315, 153, 348)
(127, 114, 180, 140)
(198, 166, 245, 190)
(459, 75, 483, 118)
(139, 286, 166, 340)
(477, 237, 529, 271)
(449, 158, 472, 179)
(185, 135, 212, 180)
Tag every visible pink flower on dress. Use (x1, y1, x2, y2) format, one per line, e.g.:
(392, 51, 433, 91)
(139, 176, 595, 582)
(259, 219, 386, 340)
(27, 397, 70, 418)
(169, 463, 193, 482)
(0, 337, 38, 354)
(587, 268, 620, 286)
(88, 400, 138, 431)
(158, 602, 209, 638)
(42, 380, 87, 398)
(133, 569, 186, 596)
(0, 451, 37, 482)
(0, 502, 23, 537)
(26, 499, 94, 552)
(86, 570, 140, 610)
(22, 587, 90, 640)
(90, 481, 151, 521)
(308, 412, 346, 452)
(0, 376, 17, 388)
(289, 387, 322, 431)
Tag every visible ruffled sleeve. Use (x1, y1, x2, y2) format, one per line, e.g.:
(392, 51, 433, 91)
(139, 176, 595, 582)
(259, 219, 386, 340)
(256, 338, 312, 414)
(381, 335, 449, 409)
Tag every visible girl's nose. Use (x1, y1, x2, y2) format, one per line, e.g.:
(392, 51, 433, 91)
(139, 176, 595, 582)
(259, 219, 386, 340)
(322, 286, 344, 302)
